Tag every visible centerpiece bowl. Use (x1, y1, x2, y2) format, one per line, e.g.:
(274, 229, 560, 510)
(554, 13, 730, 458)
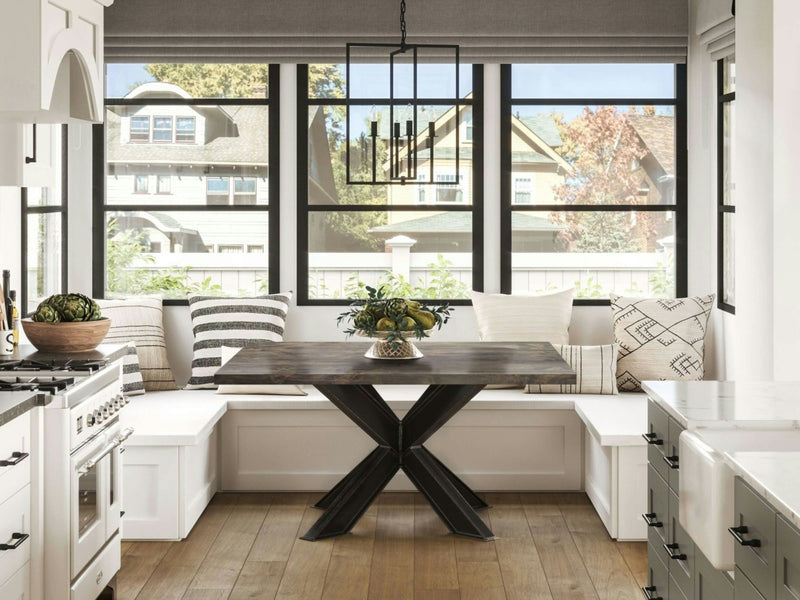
(338, 286, 452, 360)
(21, 292, 108, 353)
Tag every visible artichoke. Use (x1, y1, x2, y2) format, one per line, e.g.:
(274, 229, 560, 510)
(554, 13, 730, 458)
(353, 310, 376, 331)
(88, 300, 102, 321)
(385, 298, 409, 320)
(32, 304, 61, 323)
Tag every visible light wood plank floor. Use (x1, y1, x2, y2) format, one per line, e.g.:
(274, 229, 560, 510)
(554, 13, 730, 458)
(118, 492, 646, 600)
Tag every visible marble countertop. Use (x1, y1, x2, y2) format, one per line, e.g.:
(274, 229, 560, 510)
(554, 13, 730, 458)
(0, 391, 49, 427)
(726, 450, 800, 530)
(642, 380, 800, 429)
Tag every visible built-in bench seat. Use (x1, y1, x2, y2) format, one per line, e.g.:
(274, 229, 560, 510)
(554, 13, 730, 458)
(120, 386, 647, 541)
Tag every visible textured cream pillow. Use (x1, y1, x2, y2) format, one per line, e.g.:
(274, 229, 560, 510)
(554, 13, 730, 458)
(525, 344, 619, 394)
(216, 346, 307, 396)
(470, 289, 574, 343)
(611, 294, 715, 392)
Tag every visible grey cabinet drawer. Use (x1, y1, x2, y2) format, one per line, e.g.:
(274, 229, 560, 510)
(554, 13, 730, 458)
(647, 399, 670, 482)
(695, 548, 734, 600)
(734, 478, 776, 600)
(736, 568, 766, 600)
(647, 542, 670, 600)
(648, 464, 670, 547)
(668, 489, 695, 599)
(777, 515, 800, 600)
(667, 418, 684, 492)
(672, 574, 690, 600)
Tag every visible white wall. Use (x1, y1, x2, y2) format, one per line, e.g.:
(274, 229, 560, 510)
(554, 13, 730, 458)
(0, 186, 21, 282)
(772, 0, 800, 380)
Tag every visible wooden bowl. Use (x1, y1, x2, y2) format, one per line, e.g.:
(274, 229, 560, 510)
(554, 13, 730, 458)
(21, 318, 111, 353)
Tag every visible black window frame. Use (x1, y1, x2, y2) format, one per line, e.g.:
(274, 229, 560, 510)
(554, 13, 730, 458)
(21, 124, 69, 315)
(717, 57, 735, 314)
(92, 64, 281, 305)
(499, 63, 688, 305)
(296, 63, 484, 306)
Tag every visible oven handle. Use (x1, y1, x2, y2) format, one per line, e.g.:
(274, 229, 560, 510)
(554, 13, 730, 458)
(77, 428, 134, 475)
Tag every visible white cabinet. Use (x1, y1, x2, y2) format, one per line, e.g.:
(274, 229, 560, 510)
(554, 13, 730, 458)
(0, 124, 60, 188)
(0, 0, 113, 124)
(0, 413, 32, 596)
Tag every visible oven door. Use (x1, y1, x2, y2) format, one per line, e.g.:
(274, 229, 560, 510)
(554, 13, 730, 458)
(106, 427, 133, 540)
(70, 424, 118, 578)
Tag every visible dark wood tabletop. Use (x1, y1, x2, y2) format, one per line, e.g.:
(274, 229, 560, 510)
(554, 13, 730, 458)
(213, 342, 576, 386)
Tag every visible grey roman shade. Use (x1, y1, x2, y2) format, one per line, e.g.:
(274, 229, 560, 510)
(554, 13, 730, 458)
(105, 0, 689, 64)
(696, 0, 735, 59)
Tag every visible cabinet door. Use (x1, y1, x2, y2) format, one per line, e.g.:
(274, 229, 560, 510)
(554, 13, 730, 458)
(647, 542, 670, 600)
(695, 548, 734, 600)
(667, 489, 695, 599)
(777, 515, 800, 600)
(0, 563, 30, 600)
(22, 124, 58, 188)
(647, 399, 670, 482)
(734, 478, 776, 600)
(648, 465, 670, 547)
(736, 567, 767, 600)
(666, 418, 684, 493)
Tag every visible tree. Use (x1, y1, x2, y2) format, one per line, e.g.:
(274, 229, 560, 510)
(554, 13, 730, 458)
(551, 106, 652, 252)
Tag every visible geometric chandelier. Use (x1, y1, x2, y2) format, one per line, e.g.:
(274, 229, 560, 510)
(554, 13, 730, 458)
(345, 0, 460, 186)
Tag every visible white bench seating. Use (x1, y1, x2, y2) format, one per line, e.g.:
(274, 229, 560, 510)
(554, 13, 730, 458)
(120, 386, 647, 541)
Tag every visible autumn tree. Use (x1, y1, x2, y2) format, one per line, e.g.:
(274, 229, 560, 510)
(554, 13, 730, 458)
(551, 106, 651, 252)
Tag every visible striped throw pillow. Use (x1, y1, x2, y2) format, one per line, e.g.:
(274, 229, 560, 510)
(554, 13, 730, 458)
(186, 293, 292, 389)
(525, 344, 619, 395)
(122, 342, 145, 396)
(96, 296, 177, 392)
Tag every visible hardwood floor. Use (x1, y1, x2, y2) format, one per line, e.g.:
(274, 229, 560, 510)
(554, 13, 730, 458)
(118, 492, 646, 600)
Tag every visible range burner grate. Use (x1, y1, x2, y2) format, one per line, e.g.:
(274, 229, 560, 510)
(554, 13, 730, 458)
(0, 376, 76, 393)
(0, 359, 107, 373)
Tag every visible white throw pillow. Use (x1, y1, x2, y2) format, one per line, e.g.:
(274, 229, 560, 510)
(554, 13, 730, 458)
(525, 344, 619, 395)
(611, 294, 715, 392)
(470, 289, 574, 343)
(216, 346, 307, 396)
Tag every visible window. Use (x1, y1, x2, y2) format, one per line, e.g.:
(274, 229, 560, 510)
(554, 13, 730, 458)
(175, 117, 196, 143)
(156, 175, 171, 194)
(152, 116, 173, 142)
(298, 63, 482, 303)
(22, 125, 68, 314)
(513, 176, 534, 205)
(501, 64, 686, 302)
(134, 175, 149, 194)
(96, 63, 280, 301)
(130, 116, 150, 142)
(718, 55, 735, 313)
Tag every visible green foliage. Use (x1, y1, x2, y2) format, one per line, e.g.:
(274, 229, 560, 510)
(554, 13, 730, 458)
(648, 253, 675, 297)
(573, 276, 603, 299)
(414, 255, 469, 299)
(106, 219, 223, 298)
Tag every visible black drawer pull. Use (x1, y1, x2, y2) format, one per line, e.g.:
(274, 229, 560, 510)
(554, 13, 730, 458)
(642, 433, 663, 445)
(642, 513, 663, 528)
(728, 526, 761, 547)
(663, 455, 679, 469)
(642, 586, 663, 600)
(0, 533, 29, 551)
(0, 451, 29, 467)
(663, 543, 687, 560)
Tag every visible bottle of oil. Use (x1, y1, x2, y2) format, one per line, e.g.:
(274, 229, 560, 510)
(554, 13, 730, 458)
(9, 290, 19, 346)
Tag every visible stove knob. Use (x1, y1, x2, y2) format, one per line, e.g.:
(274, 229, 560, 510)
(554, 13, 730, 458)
(102, 406, 110, 419)
(86, 413, 95, 427)
(113, 396, 122, 409)
(94, 409, 103, 424)
(124, 396, 131, 405)
(106, 401, 115, 415)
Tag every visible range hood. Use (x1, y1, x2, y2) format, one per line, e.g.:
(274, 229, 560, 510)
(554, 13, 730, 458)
(0, 0, 113, 124)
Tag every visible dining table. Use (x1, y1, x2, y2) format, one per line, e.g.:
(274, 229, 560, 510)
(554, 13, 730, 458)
(214, 341, 576, 541)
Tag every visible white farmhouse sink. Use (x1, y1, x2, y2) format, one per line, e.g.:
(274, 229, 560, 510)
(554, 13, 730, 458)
(679, 429, 800, 570)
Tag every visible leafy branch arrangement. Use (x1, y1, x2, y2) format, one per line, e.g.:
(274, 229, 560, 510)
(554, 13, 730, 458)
(337, 286, 452, 348)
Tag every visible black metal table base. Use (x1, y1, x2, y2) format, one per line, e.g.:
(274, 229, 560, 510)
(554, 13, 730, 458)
(301, 384, 493, 542)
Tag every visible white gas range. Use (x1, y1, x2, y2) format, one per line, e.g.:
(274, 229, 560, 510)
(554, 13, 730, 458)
(0, 350, 132, 600)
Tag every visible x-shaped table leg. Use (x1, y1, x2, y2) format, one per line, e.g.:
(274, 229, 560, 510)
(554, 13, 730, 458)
(302, 384, 492, 541)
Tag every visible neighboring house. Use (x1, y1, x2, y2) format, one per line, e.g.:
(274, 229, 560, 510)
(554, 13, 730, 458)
(107, 82, 336, 255)
(627, 114, 676, 206)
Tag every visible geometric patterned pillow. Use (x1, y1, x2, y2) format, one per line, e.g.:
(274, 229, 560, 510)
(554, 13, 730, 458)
(185, 293, 292, 389)
(610, 294, 715, 392)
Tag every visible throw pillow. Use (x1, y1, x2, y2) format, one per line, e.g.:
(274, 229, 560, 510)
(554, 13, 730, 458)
(96, 296, 177, 392)
(470, 289, 574, 344)
(121, 342, 145, 396)
(216, 346, 307, 396)
(186, 293, 292, 389)
(525, 344, 619, 395)
(611, 294, 715, 392)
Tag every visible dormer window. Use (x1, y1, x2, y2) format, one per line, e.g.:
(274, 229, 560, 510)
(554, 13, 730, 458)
(153, 117, 173, 142)
(130, 116, 150, 142)
(176, 117, 196, 143)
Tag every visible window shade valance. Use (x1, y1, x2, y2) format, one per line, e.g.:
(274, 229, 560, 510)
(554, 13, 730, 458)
(696, 0, 735, 59)
(105, 0, 689, 64)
